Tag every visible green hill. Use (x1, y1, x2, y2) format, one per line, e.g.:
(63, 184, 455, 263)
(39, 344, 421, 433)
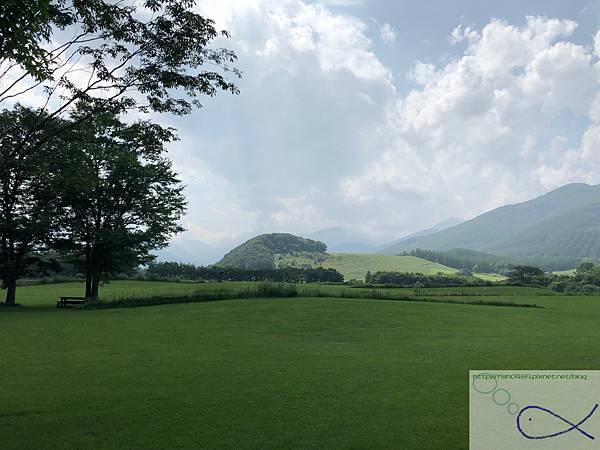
(218, 233, 459, 280)
(217, 233, 327, 269)
(382, 183, 600, 269)
(277, 253, 457, 280)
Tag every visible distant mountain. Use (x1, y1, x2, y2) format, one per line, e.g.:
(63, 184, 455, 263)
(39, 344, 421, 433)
(154, 239, 226, 266)
(217, 233, 327, 269)
(381, 183, 600, 265)
(383, 217, 464, 249)
(309, 227, 378, 253)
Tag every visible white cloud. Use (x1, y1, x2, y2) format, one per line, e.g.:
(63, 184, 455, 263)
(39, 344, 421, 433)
(449, 24, 479, 45)
(196, 0, 392, 85)
(380, 23, 397, 44)
(340, 16, 600, 233)
(40, 4, 594, 246)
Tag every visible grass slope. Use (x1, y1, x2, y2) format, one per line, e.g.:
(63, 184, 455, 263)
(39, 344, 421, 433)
(2, 281, 599, 449)
(278, 253, 457, 280)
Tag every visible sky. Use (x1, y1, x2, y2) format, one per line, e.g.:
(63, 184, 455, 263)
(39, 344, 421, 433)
(156, 0, 600, 257)
(12, 0, 600, 262)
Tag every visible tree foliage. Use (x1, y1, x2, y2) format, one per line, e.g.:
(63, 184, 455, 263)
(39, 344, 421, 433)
(506, 265, 548, 286)
(0, 0, 240, 181)
(56, 105, 186, 300)
(551, 263, 600, 294)
(365, 271, 491, 288)
(146, 261, 344, 283)
(0, 106, 67, 304)
(0, 2, 240, 304)
(0, 0, 73, 80)
(218, 234, 328, 270)
(403, 248, 510, 274)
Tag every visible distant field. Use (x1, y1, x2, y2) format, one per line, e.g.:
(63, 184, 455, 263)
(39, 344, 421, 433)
(471, 272, 507, 282)
(279, 253, 458, 280)
(2, 280, 599, 449)
(554, 269, 576, 276)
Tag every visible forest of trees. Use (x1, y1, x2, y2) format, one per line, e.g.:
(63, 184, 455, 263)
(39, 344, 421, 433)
(551, 263, 600, 293)
(0, 0, 240, 304)
(402, 248, 510, 273)
(146, 261, 344, 283)
(365, 271, 491, 287)
(218, 233, 328, 269)
(403, 248, 584, 273)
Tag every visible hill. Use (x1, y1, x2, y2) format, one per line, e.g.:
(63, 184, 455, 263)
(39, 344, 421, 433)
(277, 253, 457, 280)
(217, 233, 327, 269)
(381, 183, 600, 268)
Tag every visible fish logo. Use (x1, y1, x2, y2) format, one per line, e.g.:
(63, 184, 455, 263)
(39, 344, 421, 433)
(516, 403, 597, 441)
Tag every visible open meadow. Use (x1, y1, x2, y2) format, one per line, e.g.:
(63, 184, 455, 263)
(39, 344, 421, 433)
(2, 280, 599, 449)
(276, 252, 506, 282)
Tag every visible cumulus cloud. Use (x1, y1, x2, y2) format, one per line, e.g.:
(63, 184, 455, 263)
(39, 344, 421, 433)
(339, 16, 600, 237)
(168, 9, 600, 245)
(18, 2, 593, 247)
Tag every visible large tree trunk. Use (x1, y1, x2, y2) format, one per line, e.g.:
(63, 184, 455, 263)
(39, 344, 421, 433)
(85, 274, 92, 299)
(90, 270, 101, 302)
(84, 243, 93, 299)
(4, 277, 16, 306)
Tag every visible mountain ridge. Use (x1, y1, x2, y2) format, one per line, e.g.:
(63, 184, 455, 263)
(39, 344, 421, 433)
(381, 183, 600, 265)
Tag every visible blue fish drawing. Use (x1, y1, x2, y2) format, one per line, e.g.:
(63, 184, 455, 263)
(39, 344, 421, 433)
(516, 403, 597, 440)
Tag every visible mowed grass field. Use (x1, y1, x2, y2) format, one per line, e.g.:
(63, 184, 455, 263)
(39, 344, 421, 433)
(277, 252, 506, 282)
(2, 280, 599, 449)
(278, 253, 458, 280)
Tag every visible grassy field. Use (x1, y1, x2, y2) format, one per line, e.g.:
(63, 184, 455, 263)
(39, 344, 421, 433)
(278, 253, 458, 280)
(2, 280, 599, 449)
(470, 272, 507, 282)
(276, 252, 505, 282)
(553, 269, 576, 276)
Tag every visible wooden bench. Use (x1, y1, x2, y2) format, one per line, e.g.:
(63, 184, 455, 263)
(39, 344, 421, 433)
(56, 296, 88, 308)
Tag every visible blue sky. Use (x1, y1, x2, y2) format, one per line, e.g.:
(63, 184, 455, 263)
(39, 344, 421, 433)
(154, 0, 600, 261)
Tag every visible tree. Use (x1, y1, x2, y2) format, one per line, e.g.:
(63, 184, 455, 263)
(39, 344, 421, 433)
(58, 105, 186, 301)
(577, 262, 596, 274)
(0, 105, 66, 305)
(0, 0, 240, 180)
(0, 1, 74, 81)
(507, 265, 546, 285)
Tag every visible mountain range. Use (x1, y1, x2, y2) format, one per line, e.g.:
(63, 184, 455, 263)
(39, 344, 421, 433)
(158, 183, 600, 269)
(381, 183, 600, 263)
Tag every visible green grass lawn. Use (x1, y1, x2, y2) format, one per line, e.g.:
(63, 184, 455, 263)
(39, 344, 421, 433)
(319, 253, 457, 280)
(2, 281, 599, 449)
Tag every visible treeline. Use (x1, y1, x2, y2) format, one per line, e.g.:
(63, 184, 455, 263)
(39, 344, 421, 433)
(551, 263, 600, 294)
(403, 248, 585, 272)
(504, 264, 600, 292)
(146, 262, 344, 283)
(365, 271, 491, 288)
(402, 248, 510, 273)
